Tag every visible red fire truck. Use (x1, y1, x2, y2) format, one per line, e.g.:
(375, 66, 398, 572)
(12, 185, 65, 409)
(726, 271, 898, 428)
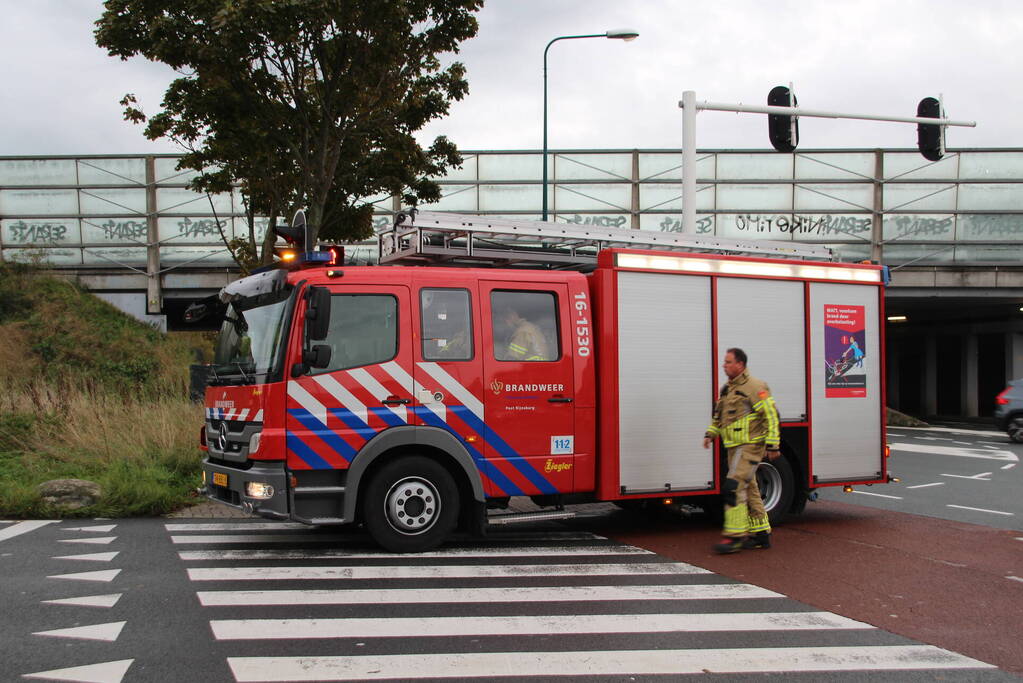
(200, 211, 890, 551)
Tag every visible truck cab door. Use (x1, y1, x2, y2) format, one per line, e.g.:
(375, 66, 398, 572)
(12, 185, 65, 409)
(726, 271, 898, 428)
(285, 284, 414, 472)
(480, 281, 575, 497)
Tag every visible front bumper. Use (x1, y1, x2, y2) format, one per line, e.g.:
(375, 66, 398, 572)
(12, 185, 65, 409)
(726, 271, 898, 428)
(201, 458, 290, 520)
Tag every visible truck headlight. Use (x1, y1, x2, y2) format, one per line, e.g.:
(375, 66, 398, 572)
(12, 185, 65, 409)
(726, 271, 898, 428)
(245, 482, 274, 499)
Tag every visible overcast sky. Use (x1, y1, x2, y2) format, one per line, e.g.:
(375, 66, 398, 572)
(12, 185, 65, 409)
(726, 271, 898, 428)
(3, 0, 1021, 156)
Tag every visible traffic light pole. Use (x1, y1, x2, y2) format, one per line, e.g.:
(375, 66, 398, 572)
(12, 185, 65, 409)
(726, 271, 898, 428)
(677, 90, 977, 234)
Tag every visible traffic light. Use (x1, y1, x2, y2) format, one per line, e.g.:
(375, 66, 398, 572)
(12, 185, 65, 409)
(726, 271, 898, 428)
(917, 97, 945, 162)
(768, 86, 799, 153)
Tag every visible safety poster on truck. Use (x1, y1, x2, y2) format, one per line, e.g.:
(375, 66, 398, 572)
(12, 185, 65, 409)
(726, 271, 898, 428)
(824, 304, 867, 398)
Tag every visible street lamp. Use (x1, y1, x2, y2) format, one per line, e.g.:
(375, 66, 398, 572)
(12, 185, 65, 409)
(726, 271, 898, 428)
(542, 29, 639, 221)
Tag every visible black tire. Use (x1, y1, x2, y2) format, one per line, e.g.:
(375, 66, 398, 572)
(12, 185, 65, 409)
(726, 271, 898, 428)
(363, 455, 460, 553)
(1008, 416, 1023, 444)
(755, 454, 795, 526)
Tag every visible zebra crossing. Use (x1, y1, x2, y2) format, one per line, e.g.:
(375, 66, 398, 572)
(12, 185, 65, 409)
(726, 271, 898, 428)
(168, 521, 994, 681)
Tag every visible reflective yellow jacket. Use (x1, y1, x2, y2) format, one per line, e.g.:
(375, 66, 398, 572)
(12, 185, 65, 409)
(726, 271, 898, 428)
(705, 370, 780, 448)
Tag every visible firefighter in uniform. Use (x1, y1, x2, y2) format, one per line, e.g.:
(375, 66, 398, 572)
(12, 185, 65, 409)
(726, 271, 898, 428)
(501, 307, 551, 361)
(702, 347, 781, 553)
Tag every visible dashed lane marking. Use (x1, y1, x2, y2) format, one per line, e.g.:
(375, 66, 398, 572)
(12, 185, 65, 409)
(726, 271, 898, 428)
(188, 562, 712, 582)
(1007, 576, 1023, 584)
(940, 472, 992, 480)
(905, 482, 944, 489)
(22, 659, 134, 682)
(61, 524, 117, 533)
(851, 491, 903, 500)
(196, 583, 784, 607)
(48, 569, 122, 583)
(42, 593, 123, 608)
(889, 442, 1018, 462)
(946, 504, 1014, 516)
(0, 520, 57, 542)
(225, 646, 993, 681)
(209, 612, 873, 640)
(57, 536, 116, 545)
(178, 545, 652, 561)
(896, 426, 1006, 437)
(1003, 463, 1017, 470)
(52, 552, 119, 562)
(32, 621, 126, 642)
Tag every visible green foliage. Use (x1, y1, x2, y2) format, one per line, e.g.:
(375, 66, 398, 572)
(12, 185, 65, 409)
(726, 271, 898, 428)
(0, 265, 205, 518)
(95, 0, 483, 262)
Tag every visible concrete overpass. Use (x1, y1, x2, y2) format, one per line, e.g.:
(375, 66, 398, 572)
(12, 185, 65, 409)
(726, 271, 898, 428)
(4, 149, 1023, 419)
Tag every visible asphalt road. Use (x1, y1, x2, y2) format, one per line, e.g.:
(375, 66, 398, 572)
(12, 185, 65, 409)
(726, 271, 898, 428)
(1, 517, 1015, 682)
(816, 423, 1022, 530)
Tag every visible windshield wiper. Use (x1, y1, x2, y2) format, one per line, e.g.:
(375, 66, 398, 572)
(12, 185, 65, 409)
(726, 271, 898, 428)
(231, 362, 254, 384)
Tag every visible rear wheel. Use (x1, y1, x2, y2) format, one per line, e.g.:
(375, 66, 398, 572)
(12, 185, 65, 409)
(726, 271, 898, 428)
(756, 455, 795, 526)
(363, 456, 459, 553)
(1008, 416, 1023, 443)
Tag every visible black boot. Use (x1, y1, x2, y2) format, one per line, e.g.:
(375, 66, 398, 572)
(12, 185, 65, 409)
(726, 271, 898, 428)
(713, 537, 743, 554)
(742, 531, 771, 549)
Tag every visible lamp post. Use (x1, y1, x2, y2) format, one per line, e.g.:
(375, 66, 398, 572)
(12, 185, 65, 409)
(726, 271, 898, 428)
(542, 29, 639, 221)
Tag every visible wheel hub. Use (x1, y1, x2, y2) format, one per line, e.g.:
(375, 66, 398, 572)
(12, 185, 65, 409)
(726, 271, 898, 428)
(756, 462, 783, 511)
(385, 477, 440, 535)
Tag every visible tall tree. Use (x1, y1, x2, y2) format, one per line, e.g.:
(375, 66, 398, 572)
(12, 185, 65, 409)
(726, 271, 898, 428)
(96, 0, 481, 266)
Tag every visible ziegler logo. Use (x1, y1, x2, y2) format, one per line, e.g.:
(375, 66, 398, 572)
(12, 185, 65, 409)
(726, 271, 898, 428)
(490, 380, 504, 395)
(544, 459, 572, 473)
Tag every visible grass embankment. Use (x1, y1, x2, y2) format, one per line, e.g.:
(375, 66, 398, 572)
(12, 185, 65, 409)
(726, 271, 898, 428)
(0, 263, 208, 517)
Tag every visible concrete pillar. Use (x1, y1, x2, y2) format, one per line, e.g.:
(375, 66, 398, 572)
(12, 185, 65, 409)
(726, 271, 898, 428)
(1007, 332, 1023, 381)
(924, 333, 937, 416)
(145, 156, 161, 315)
(963, 332, 979, 417)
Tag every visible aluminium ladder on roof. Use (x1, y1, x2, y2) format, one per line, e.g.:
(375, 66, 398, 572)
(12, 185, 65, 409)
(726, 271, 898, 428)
(378, 210, 834, 268)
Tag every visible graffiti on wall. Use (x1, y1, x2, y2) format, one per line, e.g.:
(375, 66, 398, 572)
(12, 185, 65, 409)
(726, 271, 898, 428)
(658, 216, 714, 234)
(6, 221, 71, 244)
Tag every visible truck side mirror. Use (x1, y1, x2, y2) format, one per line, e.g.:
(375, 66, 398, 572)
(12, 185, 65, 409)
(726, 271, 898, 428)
(303, 344, 332, 369)
(305, 286, 332, 341)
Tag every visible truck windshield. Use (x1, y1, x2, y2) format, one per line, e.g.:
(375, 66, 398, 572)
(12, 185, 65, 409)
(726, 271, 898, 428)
(212, 286, 294, 384)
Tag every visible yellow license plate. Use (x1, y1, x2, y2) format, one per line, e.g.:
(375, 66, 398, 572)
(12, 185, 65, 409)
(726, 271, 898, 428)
(212, 472, 228, 487)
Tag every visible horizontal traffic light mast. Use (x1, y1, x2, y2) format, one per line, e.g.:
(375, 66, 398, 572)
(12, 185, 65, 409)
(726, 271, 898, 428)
(676, 89, 977, 236)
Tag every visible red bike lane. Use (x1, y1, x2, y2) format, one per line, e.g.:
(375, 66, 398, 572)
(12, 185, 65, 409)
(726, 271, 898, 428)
(602, 500, 1023, 674)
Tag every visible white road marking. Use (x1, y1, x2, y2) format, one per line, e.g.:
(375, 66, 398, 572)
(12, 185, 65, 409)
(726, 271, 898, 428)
(1003, 463, 1017, 470)
(978, 441, 1009, 445)
(905, 482, 944, 489)
(52, 552, 119, 562)
(952, 441, 971, 445)
(179, 545, 651, 561)
(48, 569, 122, 583)
(188, 562, 711, 582)
(889, 442, 1018, 462)
(913, 436, 954, 441)
(42, 593, 123, 608)
(225, 646, 993, 680)
(946, 504, 1014, 516)
(33, 621, 126, 642)
(172, 534, 367, 545)
(58, 536, 116, 545)
(0, 520, 56, 542)
(165, 522, 313, 532)
(897, 426, 1005, 437)
(851, 491, 903, 500)
(211, 612, 871, 641)
(940, 472, 991, 480)
(197, 583, 783, 607)
(22, 659, 134, 683)
(1007, 576, 1023, 584)
(62, 524, 117, 533)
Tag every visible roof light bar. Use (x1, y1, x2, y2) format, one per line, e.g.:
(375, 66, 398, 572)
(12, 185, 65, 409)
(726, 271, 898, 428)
(615, 253, 881, 283)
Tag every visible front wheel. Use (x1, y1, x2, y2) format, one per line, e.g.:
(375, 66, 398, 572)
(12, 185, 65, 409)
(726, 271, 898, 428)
(755, 454, 795, 526)
(363, 456, 460, 553)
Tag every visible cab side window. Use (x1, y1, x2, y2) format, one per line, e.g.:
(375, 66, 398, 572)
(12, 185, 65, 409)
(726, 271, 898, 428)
(314, 294, 397, 373)
(491, 290, 559, 362)
(421, 288, 472, 361)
